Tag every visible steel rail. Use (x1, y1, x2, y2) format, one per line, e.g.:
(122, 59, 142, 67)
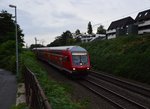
(90, 70, 150, 98)
(78, 81, 125, 109)
(86, 78, 148, 109)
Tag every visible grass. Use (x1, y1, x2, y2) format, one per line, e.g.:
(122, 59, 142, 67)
(21, 51, 88, 109)
(80, 35, 150, 84)
(11, 103, 29, 109)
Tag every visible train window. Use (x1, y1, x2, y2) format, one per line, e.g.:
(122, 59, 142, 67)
(72, 53, 88, 66)
(63, 56, 69, 62)
(81, 55, 88, 64)
(72, 55, 80, 65)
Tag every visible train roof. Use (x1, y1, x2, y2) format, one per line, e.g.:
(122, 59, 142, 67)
(35, 46, 87, 52)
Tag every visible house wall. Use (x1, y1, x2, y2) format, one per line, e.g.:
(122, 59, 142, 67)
(107, 34, 116, 39)
(106, 29, 116, 34)
(127, 24, 138, 35)
(137, 19, 150, 34)
(106, 29, 116, 39)
(138, 20, 150, 27)
(81, 37, 93, 43)
(138, 28, 150, 34)
(116, 28, 127, 36)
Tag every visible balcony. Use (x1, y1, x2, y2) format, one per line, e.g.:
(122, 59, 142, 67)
(138, 20, 150, 27)
(106, 29, 116, 34)
(138, 28, 150, 34)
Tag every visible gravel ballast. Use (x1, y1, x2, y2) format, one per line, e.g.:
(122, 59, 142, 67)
(39, 61, 116, 109)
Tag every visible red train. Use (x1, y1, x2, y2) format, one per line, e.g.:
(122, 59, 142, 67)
(34, 46, 91, 77)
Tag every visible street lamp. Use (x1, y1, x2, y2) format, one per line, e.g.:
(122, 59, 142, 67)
(9, 4, 19, 77)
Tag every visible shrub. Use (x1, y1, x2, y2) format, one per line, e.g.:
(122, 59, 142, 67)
(0, 40, 16, 73)
(21, 51, 87, 109)
(81, 35, 150, 84)
(11, 103, 28, 109)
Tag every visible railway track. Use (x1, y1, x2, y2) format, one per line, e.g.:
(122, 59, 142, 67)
(77, 70, 150, 109)
(89, 70, 150, 98)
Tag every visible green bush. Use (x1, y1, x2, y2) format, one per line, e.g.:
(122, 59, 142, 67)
(11, 103, 28, 109)
(0, 40, 16, 73)
(81, 35, 150, 84)
(21, 51, 87, 109)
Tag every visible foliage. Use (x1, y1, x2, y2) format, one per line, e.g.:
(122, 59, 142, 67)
(29, 44, 44, 49)
(75, 29, 81, 35)
(96, 25, 106, 34)
(0, 10, 24, 47)
(11, 103, 29, 109)
(81, 35, 150, 84)
(47, 30, 78, 47)
(0, 10, 24, 74)
(0, 40, 16, 73)
(87, 21, 93, 34)
(22, 51, 88, 109)
(61, 30, 73, 45)
(75, 37, 81, 44)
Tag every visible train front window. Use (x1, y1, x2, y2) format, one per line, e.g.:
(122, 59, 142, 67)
(72, 53, 88, 66)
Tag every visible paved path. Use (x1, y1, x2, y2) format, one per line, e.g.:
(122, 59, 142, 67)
(0, 69, 17, 109)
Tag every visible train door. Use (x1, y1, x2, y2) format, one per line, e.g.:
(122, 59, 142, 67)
(62, 55, 71, 71)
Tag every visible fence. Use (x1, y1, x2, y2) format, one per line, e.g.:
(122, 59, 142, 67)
(24, 67, 52, 109)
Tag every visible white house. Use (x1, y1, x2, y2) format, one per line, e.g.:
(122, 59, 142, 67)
(78, 34, 95, 43)
(90, 34, 106, 42)
(106, 17, 135, 39)
(135, 9, 150, 35)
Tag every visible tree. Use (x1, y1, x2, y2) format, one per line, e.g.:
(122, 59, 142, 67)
(87, 21, 93, 34)
(75, 29, 81, 35)
(75, 37, 81, 43)
(60, 30, 73, 45)
(47, 36, 61, 47)
(96, 25, 106, 34)
(0, 10, 24, 73)
(0, 10, 24, 47)
(48, 30, 74, 46)
(30, 44, 44, 49)
(0, 40, 16, 72)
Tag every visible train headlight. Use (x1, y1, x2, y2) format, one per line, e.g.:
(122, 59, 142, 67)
(73, 68, 76, 70)
(87, 68, 89, 70)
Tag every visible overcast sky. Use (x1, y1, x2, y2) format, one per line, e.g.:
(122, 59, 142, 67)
(1, 0, 150, 46)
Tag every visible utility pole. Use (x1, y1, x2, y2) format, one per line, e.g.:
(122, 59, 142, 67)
(9, 4, 19, 77)
(40, 39, 45, 46)
(35, 37, 38, 46)
(35, 37, 39, 55)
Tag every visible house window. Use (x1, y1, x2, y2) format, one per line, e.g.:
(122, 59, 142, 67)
(145, 12, 148, 16)
(138, 14, 142, 17)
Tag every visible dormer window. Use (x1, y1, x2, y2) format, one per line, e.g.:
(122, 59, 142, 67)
(138, 14, 142, 17)
(145, 12, 148, 16)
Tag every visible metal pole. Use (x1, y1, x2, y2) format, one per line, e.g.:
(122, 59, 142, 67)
(15, 6, 19, 77)
(9, 5, 18, 77)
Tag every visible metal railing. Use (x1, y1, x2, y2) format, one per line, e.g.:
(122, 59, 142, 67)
(24, 67, 52, 109)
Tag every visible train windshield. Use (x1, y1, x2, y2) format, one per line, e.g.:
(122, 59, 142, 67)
(72, 53, 88, 66)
